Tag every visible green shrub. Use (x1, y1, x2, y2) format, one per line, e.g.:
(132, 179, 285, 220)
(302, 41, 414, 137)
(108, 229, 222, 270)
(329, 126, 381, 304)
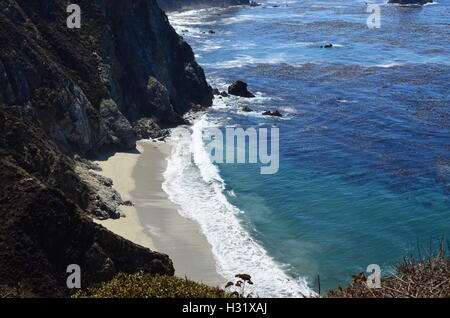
(73, 272, 236, 298)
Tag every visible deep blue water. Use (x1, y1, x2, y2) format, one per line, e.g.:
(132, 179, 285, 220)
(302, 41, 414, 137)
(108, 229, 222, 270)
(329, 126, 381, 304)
(168, 0, 450, 292)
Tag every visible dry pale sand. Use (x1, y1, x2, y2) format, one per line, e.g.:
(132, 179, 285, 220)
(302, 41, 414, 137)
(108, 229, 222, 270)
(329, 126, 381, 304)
(94, 141, 225, 287)
(93, 143, 156, 251)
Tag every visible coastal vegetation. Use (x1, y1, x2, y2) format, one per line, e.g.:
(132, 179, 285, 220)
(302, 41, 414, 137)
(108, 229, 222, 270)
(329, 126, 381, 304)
(1, 239, 449, 298)
(72, 242, 450, 299)
(72, 272, 235, 298)
(328, 243, 450, 298)
(72, 246, 450, 298)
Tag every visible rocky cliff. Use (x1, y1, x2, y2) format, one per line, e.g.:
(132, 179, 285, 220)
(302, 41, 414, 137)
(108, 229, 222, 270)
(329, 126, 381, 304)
(0, 0, 212, 156)
(0, 0, 215, 297)
(0, 107, 174, 297)
(157, 0, 250, 12)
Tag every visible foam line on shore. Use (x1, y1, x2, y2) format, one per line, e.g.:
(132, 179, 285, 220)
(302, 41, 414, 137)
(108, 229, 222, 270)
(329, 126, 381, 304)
(94, 141, 225, 287)
(162, 115, 315, 297)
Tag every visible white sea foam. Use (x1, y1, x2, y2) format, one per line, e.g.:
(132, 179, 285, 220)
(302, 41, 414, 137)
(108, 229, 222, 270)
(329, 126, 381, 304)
(371, 62, 403, 68)
(162, 115, 315, 297)
(279, 106, 301, 114)
(236, 109, 268, 118)
(202, 53, 289, 69)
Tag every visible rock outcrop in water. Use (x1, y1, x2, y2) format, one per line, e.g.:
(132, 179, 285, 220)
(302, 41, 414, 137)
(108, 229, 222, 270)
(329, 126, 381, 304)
(228, 80, 256, 98)
(388, 0, 433, 5)
(157, 0, 251, 12)
(262, 110, 283, 117)
(0, 0, 216, 297)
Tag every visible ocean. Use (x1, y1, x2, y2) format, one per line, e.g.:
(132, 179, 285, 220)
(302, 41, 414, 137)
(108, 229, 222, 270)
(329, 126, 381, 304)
(163, 0, 450, 297)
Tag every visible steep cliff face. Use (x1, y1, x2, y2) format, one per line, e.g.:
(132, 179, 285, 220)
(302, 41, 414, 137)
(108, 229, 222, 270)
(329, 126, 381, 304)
(0, 0, 212, 156)
(0, 0, 214, 297)
(157, 0, 250, 12)
(100, 0, 212, 123)
(0, 107, 174, 297)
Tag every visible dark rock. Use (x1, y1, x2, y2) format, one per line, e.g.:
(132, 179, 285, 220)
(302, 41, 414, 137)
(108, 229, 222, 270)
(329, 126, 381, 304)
(388, 0, 432, 4)
(242, 106, 254, 112)
(74, 155, 102, 172)
(272, 110, 283, 117)
(262, 110, 283, 117)
(228, 81, 256, 98)
(190, 104, 210, 113)
(99, 99, 137, 151)
(212, 88, 221, 95)
(77, 169, 129, 219)
(100, 0, 213, 125)
(220, 91, 230, 97)
(134, 118, 163, 140)
(320, 44, 333, 48)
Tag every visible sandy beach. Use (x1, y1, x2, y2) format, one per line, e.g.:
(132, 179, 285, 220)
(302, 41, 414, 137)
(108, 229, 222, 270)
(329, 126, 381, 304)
(94, 141, 225, 287)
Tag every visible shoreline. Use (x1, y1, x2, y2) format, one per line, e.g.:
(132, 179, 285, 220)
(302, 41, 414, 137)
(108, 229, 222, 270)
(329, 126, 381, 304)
(94, 140, 225, 287)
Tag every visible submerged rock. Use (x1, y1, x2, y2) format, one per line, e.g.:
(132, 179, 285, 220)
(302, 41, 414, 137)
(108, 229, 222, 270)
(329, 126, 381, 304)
(228, 80, 256, 98)
(388, 0, 432, 4)
(242, 106, 254, 112)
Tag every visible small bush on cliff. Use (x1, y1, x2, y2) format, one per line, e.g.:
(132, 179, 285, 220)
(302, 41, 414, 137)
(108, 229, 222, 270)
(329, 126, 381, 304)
(0, 284, 37, 298)
(328, 242, 450, 298)
(73, 272, 236, 298)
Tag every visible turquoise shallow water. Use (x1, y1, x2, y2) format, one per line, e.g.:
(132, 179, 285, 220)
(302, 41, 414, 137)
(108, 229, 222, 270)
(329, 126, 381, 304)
(168, 0, 450, 292)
